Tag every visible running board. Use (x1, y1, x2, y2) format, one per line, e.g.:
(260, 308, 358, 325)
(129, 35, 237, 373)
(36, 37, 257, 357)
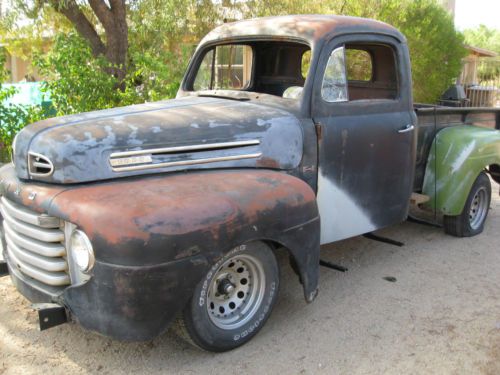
(363, 232, 404, 247)
(319, 259, 348, 272)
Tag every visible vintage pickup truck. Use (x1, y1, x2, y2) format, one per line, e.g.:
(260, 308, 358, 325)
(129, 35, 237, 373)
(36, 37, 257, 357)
(1, 15, 499, 352)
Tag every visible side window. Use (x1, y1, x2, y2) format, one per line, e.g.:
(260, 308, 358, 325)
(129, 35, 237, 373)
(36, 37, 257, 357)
(321, 46, 348, 103)
(193, 45, 253, 91)
(345, 49, 372, 81)
(321, 43, 399, 102)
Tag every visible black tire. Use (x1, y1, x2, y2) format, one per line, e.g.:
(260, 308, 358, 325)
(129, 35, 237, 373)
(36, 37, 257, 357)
(175, 241, 279, 352)
(443, 171, 491, 237)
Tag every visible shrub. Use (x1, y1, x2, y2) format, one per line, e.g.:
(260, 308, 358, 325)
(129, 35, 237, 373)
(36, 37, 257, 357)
(0, 52, 48, 162)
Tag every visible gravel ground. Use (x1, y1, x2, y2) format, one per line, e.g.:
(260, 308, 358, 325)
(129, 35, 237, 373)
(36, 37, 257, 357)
(0, 182, 499, 375)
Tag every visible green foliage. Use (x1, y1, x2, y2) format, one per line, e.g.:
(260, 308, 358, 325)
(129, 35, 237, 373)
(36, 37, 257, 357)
(245, 0, 466, 103)
(388, 0, 466, 103)
(34, 32, 191, 115)
(463, 25, 500, 54)
(0, 51, 48, 162)
(35, 34, 122, 114)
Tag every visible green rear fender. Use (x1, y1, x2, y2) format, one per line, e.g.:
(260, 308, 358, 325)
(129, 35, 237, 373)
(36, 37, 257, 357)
(422, 125, 500, 216)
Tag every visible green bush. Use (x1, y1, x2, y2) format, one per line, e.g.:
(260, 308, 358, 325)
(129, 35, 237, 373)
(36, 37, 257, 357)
(0, 52, 48, 162)
(35, 32, 191, 116)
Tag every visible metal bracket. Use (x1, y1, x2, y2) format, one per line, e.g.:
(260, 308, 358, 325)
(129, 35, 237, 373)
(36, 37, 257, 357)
(0, 261, 8, 277)
(407, 215, 442, 228)
(32, 303, 68, 331)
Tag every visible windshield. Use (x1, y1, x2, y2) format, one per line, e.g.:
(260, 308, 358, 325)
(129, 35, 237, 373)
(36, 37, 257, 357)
(191, 41, 311, 99)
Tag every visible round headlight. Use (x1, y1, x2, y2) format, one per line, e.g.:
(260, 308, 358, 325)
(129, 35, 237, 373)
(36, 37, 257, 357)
(70, 230, 95, 273)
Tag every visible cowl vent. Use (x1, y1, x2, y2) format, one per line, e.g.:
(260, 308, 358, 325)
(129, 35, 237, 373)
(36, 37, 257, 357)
(28, 152, 54, 177)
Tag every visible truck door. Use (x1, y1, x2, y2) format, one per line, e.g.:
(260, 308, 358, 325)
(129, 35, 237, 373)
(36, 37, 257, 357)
(312, 34, 417, 244)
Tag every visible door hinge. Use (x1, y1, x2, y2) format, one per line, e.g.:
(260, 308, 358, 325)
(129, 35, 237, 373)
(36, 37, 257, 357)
(315, 122, 323, 140)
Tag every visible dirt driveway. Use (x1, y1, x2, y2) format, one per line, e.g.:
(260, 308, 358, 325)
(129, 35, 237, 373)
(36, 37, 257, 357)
(1, 184, 499, 375)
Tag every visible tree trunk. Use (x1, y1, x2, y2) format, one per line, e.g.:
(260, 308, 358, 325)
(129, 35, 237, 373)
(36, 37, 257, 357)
(51, 0, 128, 83)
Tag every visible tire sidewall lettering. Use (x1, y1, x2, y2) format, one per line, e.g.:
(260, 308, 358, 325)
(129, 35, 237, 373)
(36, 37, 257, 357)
(233, 281, 276, 341)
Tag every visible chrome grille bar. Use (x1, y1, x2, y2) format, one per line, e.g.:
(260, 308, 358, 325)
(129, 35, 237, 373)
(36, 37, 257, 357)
(3, 222, 65, 257)
(1, 197, 60, 228)
(0, 208, 64, 242)
(0, 198, 70, 288)
(7, 248, 70, 286)
(5, 236, 67, 272)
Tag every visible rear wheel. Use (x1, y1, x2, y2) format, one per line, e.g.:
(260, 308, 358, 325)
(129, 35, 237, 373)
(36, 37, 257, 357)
(444, 171, 491, 237)
(175, 241, 279, 352)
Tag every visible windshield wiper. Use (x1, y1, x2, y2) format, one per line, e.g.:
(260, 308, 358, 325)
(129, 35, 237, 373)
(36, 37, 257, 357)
(197, 93, 251, 101)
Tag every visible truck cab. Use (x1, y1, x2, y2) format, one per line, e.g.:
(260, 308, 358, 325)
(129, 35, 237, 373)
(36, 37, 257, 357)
(178, 15, 417, 244)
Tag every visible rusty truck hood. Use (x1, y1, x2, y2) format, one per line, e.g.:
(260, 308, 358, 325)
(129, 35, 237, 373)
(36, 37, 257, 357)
(13, 96, 303, 184)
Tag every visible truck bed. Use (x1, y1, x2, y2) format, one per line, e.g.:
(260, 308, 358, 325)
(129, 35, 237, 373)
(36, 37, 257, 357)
(413, 105, 500, 191)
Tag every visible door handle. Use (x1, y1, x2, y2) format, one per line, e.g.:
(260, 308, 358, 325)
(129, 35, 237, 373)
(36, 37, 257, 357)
(398, 124, 415, 133)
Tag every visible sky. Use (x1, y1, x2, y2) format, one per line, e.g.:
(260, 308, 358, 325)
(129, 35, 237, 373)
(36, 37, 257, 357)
(454, 0, 500, 30)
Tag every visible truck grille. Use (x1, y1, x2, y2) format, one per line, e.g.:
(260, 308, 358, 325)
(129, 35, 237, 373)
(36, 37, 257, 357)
(0, 197, 70, 287)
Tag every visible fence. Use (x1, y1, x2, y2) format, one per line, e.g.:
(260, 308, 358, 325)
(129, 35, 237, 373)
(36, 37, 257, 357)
(458, 56, 500, 108)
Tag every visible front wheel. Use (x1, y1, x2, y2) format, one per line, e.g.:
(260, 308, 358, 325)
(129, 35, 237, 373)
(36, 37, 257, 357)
(444, 171, 491, 237)
(175, 242, 279, 352)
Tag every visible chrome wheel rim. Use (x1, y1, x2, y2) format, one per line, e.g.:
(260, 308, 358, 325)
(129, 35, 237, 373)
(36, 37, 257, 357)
(207, 254, 265, 330)
(469, 187, 488, 230)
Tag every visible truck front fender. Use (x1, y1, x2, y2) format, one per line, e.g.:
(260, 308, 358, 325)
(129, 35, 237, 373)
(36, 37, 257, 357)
(48, 170, 320, 340)
(422, 125, 500, 216)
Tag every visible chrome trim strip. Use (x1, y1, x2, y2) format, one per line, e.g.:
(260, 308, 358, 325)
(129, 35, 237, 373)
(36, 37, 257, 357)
(3, 222, 65, 257)
(7, 248, 70, 286)
(0, 206, 64, 243)
(111, 152, 263, 172)
(28, 152, 54, 177)
(110, 140, 261, 159)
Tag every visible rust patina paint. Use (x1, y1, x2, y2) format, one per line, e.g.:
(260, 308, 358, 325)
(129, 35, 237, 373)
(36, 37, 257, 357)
(0, 164, 66, 214)
(48, 170, 316, 247)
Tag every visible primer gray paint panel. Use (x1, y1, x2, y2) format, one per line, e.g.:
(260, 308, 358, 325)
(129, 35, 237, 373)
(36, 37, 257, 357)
(15, 97, 303, 184)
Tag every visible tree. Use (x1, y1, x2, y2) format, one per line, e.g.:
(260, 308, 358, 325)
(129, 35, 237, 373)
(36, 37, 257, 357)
(245, 0, 465, 103)
(16, 0, 128, 81)
(463, 25, 500, 54)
